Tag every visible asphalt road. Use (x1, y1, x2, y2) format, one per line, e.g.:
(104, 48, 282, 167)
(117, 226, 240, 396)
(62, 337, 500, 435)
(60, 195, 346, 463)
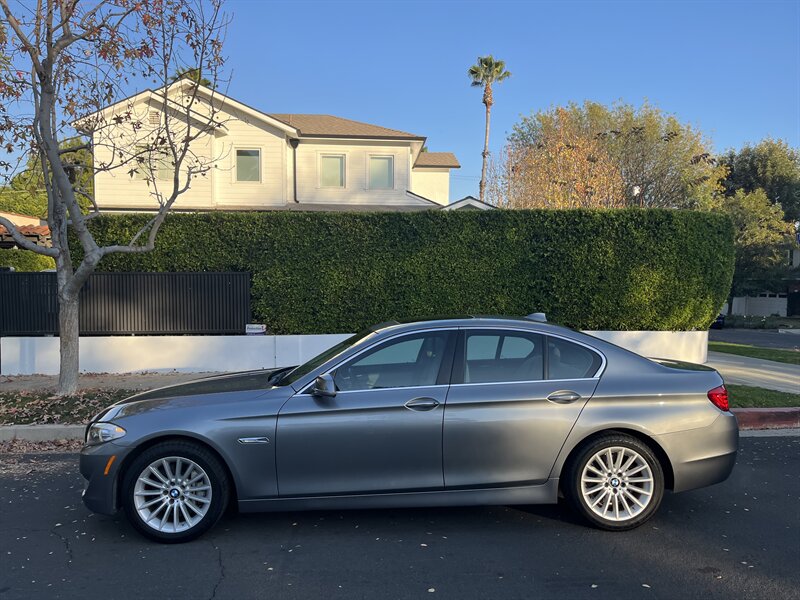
(1, 436, 799, 600)
(709, 329, 800, 351)
(706, 351, 800, 394)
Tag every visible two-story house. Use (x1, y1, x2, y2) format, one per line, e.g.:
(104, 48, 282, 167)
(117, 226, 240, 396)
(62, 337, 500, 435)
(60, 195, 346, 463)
(87, 82, 460, 212)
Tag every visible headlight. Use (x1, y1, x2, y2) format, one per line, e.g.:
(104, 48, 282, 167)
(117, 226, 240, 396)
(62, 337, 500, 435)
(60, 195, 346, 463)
(85, 422, 126, 446)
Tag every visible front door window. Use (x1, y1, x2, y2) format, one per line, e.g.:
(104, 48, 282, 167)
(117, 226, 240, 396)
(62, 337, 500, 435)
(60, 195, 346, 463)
(334, 331, 450, 391)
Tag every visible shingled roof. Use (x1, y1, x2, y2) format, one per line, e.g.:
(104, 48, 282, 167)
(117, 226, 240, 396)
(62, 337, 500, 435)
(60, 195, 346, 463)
(413, 152, 461, 168)
(268, 114, 425, 140)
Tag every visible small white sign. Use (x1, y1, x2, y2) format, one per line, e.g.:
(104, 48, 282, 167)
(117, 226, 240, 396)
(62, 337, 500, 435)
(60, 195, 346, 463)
(245, 324, 267, 335)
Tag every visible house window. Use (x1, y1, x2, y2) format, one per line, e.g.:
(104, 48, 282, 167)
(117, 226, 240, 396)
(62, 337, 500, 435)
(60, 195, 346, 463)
(236, 149, 260, 182)
(368, 155, 394, 190)
(132, 145, 170, 181)
(156, 153, 173, 181)
(320, 154, 345, 188)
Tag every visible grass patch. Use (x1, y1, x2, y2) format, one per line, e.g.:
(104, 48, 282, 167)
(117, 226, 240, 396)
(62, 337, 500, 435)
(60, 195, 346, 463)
(728, 384, 800, 409)
(709, 342, 800, 365)
(0, 389, 137, 425)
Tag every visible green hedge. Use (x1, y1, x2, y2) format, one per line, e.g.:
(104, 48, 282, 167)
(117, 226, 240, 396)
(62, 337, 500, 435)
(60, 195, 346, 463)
(76, 210, 734, 334)
(0, 248, 55, 271)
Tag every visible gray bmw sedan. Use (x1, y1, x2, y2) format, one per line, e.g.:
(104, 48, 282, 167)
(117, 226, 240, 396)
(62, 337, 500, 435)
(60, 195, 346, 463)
(80, 316, 738, 543)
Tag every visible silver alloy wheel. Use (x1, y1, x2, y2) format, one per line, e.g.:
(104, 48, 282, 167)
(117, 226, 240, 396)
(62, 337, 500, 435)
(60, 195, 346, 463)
(133, 456, 212, 533)
(580, 446, 654, 522)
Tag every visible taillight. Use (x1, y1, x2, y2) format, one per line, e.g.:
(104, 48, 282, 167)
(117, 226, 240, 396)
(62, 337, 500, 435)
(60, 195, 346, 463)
(707, 385, 729, 411)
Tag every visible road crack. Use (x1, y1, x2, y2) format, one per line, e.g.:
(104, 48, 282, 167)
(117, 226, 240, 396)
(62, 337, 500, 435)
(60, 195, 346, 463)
(208, 542, 226, 600)
(49, 525, 74, 567)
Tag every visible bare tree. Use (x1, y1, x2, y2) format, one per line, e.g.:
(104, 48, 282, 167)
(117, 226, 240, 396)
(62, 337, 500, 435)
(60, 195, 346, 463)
(0, 0, 228, 394)
(486, 109, 625, 209)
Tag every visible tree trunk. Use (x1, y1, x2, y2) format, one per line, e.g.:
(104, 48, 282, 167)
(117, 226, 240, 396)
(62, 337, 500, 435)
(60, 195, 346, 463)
(57, 290, 80, 395)
(479, 99, 492, 203)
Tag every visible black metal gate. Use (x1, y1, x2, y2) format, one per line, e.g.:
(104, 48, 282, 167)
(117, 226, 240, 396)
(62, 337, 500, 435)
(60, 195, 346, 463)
(0, 272, 251, 335)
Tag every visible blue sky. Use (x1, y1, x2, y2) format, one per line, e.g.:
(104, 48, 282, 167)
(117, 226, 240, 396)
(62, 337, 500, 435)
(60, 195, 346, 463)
(226, 0, 796, 200)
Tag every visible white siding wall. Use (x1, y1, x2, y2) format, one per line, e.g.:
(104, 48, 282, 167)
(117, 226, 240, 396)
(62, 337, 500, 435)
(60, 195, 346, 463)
(212, 106, 287, 207)
(410, 168, 450, 205)
(93, 99, 215, 210)
(294, 140, 413, 205)
(94, 99, 288, 210)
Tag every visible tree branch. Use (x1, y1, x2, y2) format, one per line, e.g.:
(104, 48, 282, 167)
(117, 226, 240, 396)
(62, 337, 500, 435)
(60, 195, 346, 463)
(0, 216, 59, 257)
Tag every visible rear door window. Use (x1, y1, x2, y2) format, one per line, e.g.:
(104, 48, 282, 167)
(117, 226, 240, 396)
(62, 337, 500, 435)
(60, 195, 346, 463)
(547, 337, 602, 379)
(464, 330, 544, 383)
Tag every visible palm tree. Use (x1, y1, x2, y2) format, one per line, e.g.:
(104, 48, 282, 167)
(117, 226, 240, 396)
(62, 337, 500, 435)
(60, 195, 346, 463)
(468, 56, 511, 202)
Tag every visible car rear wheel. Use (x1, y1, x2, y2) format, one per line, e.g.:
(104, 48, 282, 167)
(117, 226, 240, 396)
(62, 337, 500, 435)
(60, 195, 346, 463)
(122, 440, 230, 543)
(565, 433, 664, 531)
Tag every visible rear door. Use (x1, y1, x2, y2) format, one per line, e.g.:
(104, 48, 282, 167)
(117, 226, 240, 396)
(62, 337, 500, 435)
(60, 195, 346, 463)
(443, 329, 603, 488)
(276, 330, 455, 496)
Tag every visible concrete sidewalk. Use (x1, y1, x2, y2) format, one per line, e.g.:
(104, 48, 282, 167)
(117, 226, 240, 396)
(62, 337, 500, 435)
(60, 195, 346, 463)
(706, 351, 800, 394)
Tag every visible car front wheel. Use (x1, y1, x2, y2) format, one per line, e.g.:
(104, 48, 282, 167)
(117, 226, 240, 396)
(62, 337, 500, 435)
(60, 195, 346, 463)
(122, 440, 230, 543)
(565, 434, 664, 531)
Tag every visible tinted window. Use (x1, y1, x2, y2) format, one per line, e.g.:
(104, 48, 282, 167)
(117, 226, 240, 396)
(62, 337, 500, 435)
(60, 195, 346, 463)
(464, 331, 544, 384)
(547, 337, 602, 379)
(334, 332, 450, 391)
(279, 330, 376, 386)
(466, 335, 500, 361)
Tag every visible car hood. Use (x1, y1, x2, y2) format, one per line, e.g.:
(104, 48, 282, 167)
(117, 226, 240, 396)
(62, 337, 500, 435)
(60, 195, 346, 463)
(94, 368, 295, 422)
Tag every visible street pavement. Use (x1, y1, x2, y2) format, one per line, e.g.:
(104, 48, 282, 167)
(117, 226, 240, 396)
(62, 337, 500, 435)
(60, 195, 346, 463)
(1, 435, 799, 600)
(706, 351, 800, 394)
(709, 329, 800, 351)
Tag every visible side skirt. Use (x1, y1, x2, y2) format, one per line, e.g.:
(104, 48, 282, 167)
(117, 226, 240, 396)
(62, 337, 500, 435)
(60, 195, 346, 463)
(238, 479, 560, 513)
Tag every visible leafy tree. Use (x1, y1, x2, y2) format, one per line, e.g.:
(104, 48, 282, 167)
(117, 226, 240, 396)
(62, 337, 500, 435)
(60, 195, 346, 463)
(509, 101, 727, 209)
(719, 189, 793, 299)
(0, 0, 228, 395)
(172, 67, 214, 88)
(486, 108, 625, 208)
(719, 139, 800, 221)
(468, 55, 511, 202)
(1, 138, 94, 217)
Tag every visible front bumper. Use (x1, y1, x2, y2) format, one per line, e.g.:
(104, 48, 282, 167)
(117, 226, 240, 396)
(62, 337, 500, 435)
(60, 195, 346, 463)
(655, 411, 739, 493)
(80, 441, 131, 515)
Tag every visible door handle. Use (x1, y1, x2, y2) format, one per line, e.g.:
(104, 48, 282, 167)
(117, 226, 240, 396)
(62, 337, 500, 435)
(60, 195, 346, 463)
(405, 397, 440, 411)
(546, 391, 582, 404)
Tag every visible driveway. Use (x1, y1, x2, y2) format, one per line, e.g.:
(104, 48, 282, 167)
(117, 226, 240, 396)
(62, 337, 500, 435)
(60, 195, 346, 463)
(706, 351, 800, 394)
(709, 329, 800, 351)
(1, 434, 799, 600)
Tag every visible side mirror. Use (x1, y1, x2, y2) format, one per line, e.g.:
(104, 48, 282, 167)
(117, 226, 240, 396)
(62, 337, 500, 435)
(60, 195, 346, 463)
(311, 374, 337, 398)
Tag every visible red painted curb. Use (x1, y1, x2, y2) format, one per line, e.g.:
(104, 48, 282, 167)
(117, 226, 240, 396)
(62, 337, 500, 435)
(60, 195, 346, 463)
(732, 408, 800, 430)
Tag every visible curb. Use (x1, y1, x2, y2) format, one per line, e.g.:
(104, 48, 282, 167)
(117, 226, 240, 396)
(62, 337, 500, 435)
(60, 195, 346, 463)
(732, 408, 800, 430)
(2, 408, 799, 441)
(0, 424, 84, 442)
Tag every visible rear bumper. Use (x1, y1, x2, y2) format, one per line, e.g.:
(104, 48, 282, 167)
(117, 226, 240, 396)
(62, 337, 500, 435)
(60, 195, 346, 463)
(79, 442, 130, 516)
(655, 411, 739, 493)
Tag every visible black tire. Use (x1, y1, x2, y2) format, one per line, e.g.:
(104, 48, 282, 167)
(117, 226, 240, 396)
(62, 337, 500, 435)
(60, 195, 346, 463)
(564, 433, 664, 531)
(121, 440, 230, 543)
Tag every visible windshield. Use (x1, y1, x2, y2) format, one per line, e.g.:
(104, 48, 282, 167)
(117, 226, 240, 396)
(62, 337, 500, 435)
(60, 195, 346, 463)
(277, 329, 376, 386)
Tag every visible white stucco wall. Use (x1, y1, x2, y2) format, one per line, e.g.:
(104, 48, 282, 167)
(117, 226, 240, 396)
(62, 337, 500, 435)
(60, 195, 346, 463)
(584, 330, 708, 364)
(0, 330, 707, 375)
(410, 168, 450, 205)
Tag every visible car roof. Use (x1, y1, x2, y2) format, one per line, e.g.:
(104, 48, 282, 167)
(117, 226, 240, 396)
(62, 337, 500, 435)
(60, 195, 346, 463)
(368, 316, 580, 338)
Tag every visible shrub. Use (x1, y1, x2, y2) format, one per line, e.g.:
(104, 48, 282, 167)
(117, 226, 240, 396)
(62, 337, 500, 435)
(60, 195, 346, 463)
(0, 248, 55, 272)
(76, 209, 734, 334)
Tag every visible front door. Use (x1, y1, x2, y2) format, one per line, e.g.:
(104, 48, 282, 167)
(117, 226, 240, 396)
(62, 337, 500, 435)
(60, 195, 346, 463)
(276, 330, 455, 497)
(443, 329, 602, 488)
